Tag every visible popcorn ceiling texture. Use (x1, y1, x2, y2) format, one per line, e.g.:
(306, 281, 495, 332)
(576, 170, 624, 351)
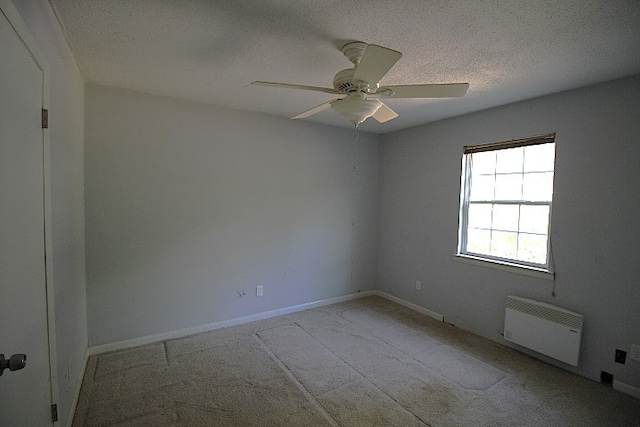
(51, 0, 640, 133)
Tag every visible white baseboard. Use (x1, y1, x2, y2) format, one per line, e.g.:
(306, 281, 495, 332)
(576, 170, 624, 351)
(76, 289, 443, 423)
(374, 290, 444, 322)
(87, 290, 443, 356)
(88, 290, 379, 355)
(66, 349, 90, 427)
(613, 379, 640, 400)
(74, 289, 640, 415)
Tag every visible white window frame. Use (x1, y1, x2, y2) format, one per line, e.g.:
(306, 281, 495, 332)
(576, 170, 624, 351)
(456, 133, 556, 275)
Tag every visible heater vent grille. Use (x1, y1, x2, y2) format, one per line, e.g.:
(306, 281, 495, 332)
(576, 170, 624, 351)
(506, 297, 583, 330)
(504, 296, 583, 366)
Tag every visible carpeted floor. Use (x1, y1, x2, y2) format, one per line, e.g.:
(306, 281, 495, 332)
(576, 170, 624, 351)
(72, 296, 640, 426)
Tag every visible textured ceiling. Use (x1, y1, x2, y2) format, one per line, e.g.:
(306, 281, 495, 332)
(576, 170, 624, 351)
(51, 0, 640, 133)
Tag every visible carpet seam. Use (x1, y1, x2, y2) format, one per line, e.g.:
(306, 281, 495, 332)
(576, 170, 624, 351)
(292, 320, 431, 426)
(73, 297, 640, 426)
(162, 340, 169, 366)
(253, 333, 340, 427)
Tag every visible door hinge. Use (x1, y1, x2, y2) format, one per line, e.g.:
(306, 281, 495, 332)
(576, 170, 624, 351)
(42, 109, 49, 129)
(51, 404, 58, 422)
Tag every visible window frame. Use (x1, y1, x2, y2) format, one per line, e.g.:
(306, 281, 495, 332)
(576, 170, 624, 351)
(456, 133, 556, 274)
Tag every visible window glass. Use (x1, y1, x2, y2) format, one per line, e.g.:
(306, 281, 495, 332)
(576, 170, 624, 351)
(495, 174, 523, 200)
(495, 147, 523, 173)
(458, 138, 555, 270)
(469, 175, 495, 201)
(467, 228, 491, 254)
(492, 204, 520, 232)
(517, 234, 548, 264)
(524, 144, 555, 172)
(490, 230, 518, 259)
(468, 203, 492, 229)
(519, 205, 549, 234)
(522, 172, 553, 201)
(472, 151, 497, 174)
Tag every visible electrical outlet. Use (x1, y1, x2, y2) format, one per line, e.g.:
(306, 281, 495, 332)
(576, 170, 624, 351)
(615, 349, 627, 364)
(256, 285, 263, 297)
(630, 344, 640, 361)
(415, 281, 421, 291)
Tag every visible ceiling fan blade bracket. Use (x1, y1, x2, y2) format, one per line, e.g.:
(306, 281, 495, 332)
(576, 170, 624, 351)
(373, 87, 395, 97)
(252, 44, 468, 127)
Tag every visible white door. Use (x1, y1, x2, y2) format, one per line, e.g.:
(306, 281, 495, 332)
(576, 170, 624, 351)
(0, 5, 54, 426)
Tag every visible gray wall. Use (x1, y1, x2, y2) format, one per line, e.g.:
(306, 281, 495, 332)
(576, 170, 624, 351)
(10, 0, 88, 424)
(378, 75, 640, 388)
(10, 0, 639, 416)
(84, 84, 381, 346)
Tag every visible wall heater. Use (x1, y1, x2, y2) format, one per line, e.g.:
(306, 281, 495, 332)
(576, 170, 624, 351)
(504, 296, 583, 366)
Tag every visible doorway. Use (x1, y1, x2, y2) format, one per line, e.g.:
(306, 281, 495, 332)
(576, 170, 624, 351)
(0, 1, 57, 425)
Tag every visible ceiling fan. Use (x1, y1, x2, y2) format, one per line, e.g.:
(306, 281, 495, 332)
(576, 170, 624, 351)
(251, 42, 469, 127)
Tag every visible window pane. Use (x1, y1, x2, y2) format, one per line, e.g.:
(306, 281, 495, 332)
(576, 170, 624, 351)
(517, 233, 548, 264)
(471, 151, 496, 174)
(458, 140, 555, 269)
(519, 205, 549, 234)
(467, 228, 491, 255)
(494, 174, 522, 200)
(491, 231, 517, 259)
(524, 144, 555, 172)
(495, 147, 523, 173)
(468, 203, 492, 229)
(492, 204, 519, 232)
(522, 172, 553, 201)
(470, 175, 495, 201)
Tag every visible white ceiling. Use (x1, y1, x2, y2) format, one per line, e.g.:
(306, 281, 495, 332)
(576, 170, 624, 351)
(51, 0, 640, 134)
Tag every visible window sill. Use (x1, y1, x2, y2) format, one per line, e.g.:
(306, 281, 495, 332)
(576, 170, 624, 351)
(452, 254, 554, 280)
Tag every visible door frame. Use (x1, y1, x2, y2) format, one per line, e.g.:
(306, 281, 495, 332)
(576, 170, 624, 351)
(0, 0, 59, 421)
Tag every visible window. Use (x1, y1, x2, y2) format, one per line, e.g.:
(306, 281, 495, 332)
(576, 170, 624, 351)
(457, 134, 556, 271)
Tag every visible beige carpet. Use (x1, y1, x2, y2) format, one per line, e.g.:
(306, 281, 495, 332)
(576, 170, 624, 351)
(72, 296, 640, 426)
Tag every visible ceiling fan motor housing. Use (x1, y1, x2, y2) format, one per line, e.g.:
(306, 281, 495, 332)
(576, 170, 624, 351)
(251, 41, 469, 126)
(333, 69, 357, 92)
(334, 42, 377, 93)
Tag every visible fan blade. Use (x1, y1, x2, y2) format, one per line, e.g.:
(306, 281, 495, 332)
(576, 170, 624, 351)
(292, 101, 334, 119)
(251, 81, 340, 95)
(377, 83, 469, 98)
(372, 102, 398, 123)
(352, 44, 402, 86)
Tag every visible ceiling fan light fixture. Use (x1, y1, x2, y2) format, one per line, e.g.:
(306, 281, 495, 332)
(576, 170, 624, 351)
(251, 42, 469, 127)
(330, 97, 382, 126)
